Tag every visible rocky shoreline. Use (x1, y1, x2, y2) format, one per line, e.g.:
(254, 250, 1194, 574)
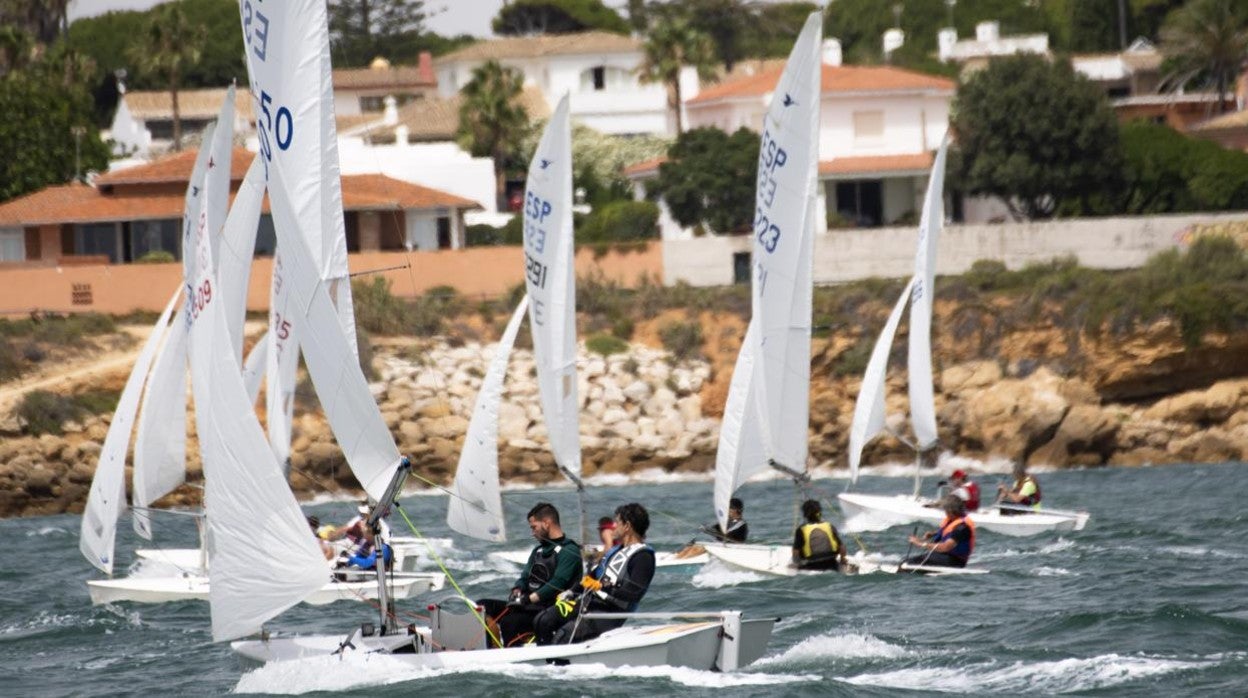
(2, 312, 1247, 519)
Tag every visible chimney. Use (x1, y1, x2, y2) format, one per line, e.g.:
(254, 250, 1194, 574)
(975, 21, 999, 43)
(417, 51, 434, 83)
(938, 28, 957, 62)
(883, 28, 905, 57)
(822, 38, 842, 66)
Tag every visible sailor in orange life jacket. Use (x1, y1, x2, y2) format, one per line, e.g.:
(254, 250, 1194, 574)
(997, 462, 1042, 515)
(907, 495, 975, 568)
(791, 499, 847, 571)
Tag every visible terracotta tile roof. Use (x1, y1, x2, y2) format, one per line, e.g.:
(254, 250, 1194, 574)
(1189, 109, 1248, 132)
(96, 147, 255, 186)
(337, 113, 386, 133)
(340, 174, 481, 210)
(0, 173, 479, 227)
(689, 64, 955, 104)
(121, 88, 255, 122)
(363, 86, 549, 143)
(622, 156, 667, 177)
(437, 31, 638, 63)
(333, 64, 435, 90)
(818, 152, 934, 177)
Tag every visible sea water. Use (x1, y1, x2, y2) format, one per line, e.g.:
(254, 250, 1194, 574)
(3, 462, 1246, 696)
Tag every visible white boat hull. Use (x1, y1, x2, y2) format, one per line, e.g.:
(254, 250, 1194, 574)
(838, 493, 1090, 537)
(232, 614, 775, 672)
(87, 572, 445, 606)
(701, 543, 811, 577)
(134, 548, 204, 571)
(491, 549, 708, 568)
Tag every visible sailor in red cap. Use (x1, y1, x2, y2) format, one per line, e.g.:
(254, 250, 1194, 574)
(948, 469, 980, 512)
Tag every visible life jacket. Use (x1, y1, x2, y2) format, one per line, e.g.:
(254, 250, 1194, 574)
(1017, 475, 1042, 507)
(799, 522, 839, 560)
(962, 481, 981, 511)
(524, 542, 564, 592)
(594, 542, 654, 611)
(723, 517, 748, 542)
(934, 516, 975, 562)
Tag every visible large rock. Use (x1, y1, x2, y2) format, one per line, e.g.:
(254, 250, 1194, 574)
(1142, 380, 1246, 425)
(423, 415, 468, 439)
(940, 360, 1002, 394)
(958, 368, 1069, 462)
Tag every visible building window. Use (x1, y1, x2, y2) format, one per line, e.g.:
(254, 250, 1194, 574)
(835, 180, 883, 227)
(853, 110, 884, 141)
(0, 228, 24, 261)
(436, 216, 452, 249)
(74, 223, 120, 263)
(130, 219, 180, 261)
(732, 251, 750, 285)
(360, 95, 385, 112)
(579, 66, 629, 92)
(254, 215, 276, 256)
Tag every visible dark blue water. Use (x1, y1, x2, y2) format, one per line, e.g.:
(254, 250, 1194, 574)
(3, 463, 1246, 696)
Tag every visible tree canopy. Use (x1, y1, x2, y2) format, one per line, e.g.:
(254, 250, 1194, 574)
(637, 7, 718, 134)
(951, 54, 1122, 220)
(649, 126, 758, 233)
(1119, 121, 1248, 214)
(329, 0, 444, 67)
(492, 0, 630, 36)
(456, 60, 531, 210)
(1159, 0, 1248, 113)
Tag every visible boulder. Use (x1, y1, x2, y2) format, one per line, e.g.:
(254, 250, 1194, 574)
(1143, 380, 1244, 425)
(940, 360, 1002, 395)
(958, 368, 1069, 462)
(423, 415, 468, 439)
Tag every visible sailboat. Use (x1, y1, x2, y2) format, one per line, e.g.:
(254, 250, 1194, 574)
(835, 141, 1090, 538)
(696, 14, 823, 577)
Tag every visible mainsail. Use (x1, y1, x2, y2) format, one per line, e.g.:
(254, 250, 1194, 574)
(447, 297, 529, 542)
(714, 12, 822, 530)
(847, 277, 916, 485)
(906, 139, 950, 451)
(522, 95, 581, 484)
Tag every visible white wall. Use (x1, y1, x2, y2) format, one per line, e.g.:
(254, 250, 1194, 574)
(663, 212, 1248, 287)
(337, 139, 497, 213)
(108, 100, 150, 157)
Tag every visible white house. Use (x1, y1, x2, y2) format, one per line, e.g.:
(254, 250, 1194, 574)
(332, 54, 438, 117)
(434, 31, 679, 136)
(673, 41, 958, 234)
(108, 88, 255, 157)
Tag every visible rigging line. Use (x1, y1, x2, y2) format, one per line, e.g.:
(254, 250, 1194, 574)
(406, 469, 493, 517)
(348, 262, 411, 278)
(394, 503, 502, 648)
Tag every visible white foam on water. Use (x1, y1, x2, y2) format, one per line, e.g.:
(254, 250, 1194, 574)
(1159, 545, 1244, 560)
(234, 654, 814, 695)
(842, 653, 1214, 693)
(774, 612, 819, 632)
(756, 632, 910, 666)
(585, 468, 715, 487)
(25, 525, 68, 537)
(1031, 566, 1073, 577)
(690, 559, 768, 588)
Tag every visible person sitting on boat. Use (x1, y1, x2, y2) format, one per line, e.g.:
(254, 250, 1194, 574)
(948, 469, 980, 512)
(588, 517, 617, 565)
(907, 495, 975, 568)
(534, 502, 656, 645)
(306, 516, 335, 561)
(791, 499, 846, 571)
(674, 497, 748, 559)
(477, 502, 583, 647)
(997, 463, 1042, 514)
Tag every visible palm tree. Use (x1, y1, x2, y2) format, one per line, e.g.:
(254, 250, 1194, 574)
(637, 10, 718, 135)
(1160, 0, 1248, 115)
(127, 2, 205, 151)
(456, 60, 529, 210)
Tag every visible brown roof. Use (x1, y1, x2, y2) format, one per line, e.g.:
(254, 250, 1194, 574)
(437, 31, 639, 63)
(0, 171, 479, 227)
(622, 156, 667, 177)
(364, 86, 550, 143)
(819, 152, 934, 177)
(1189, 109, 1248, 132)
(333, 64, 435, 90)
(689, 64, 955, 104)
(96, 147, 255, 186)
(121, 88, 255, 122)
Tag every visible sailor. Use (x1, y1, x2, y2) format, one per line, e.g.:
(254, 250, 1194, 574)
(673, 497, 748, 559)
(331, 504, 393, 570)
(534, 502, 656, 645)
(948, 469, 981, 512)
(477, 502, 583, 646)
(306, 516, 334, 561)
(997, 462, 1042, 514)
(588, 517, 617, 564)
(907, 495, 975, 568)
(791, 499, 846, 571)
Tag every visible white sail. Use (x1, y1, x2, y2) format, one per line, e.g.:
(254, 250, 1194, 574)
(217, 155, 266, 362)
(713, 319, 768, 532)
(905, 138, 950, 451)
(522, 95, 581, 482)
(265, 251, 299, 466)
(264, 162, 401, 501)
(239, 0, 356, 355)
(848, 277, 916, 485)
(242, 329, 268, 404)
(748, 13, 821, 474)
(81, 288, 181, 572)
(448, 296, 529, 542)
(183, 140, 326, 642)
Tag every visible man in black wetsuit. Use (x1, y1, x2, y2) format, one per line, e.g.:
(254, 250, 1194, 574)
(477, 502, 582, 646)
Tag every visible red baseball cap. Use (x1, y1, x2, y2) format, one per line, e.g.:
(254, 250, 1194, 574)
(951, 469, 967, 480)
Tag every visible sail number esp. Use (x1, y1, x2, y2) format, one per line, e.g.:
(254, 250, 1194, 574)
(523, 192, 552, 290)
(755, 130, 788, 254)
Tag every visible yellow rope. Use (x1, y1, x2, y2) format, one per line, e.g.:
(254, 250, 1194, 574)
(395, 504, 501, 648)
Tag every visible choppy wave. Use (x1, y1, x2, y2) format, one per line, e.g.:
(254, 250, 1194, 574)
(756, 632, 910, 666)
(690, 560, 769, 589)
(234, 654, 816, 695)
(842, 652, 1219, 693)
(25, 525, 69, 537)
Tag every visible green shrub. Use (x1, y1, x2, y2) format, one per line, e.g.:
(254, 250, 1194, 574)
(658, 320, 703, 360)
(15, 390, 84, 436)
(577, 200, 659, 243)
(136, 250, 176, 264)
(70, 389, 120, 415)
(0, 340, 20, 382)
(586, 333, 628, 356)
(351, 277, 409, 335)
(465, 224, 506, 247)
(610, 316, 634, 340)
(832, 337, 872, 377)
